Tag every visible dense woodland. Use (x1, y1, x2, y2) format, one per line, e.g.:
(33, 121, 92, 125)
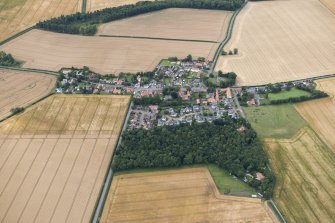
(113, 118, 275, 198)
(36, 0, 244, 35)
(0, 51, 19, 67)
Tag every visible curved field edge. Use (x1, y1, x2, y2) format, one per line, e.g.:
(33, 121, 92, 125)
(100, 167, 278, 223)
(263, 127, 335, 223)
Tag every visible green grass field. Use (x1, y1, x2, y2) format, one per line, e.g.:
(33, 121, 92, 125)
(207, 164, 255, 196)
(115, 164, 255, 196)
(244, 104, 307, 138)
(268, 88, 311, 100)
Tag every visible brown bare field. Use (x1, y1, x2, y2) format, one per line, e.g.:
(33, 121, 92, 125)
(264, 128, 335, 223)
(97, 8, 232, 42)
(87, 0, 152, 12)
(320, 0, 335, 13)
(101, 167, 276, 223)
(0, 29, 218, 74)
(0, 69, 56, 121)
(0, 94, 130, 223)
(215, 0, 335, 86)
(0, 0, 81, 42)
(295, 78, 335, 152)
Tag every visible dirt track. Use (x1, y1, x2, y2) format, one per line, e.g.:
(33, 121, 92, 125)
(0, 94, 130, 223)
(215, 0, 335, 86)
(0, 69, 55, 121)
(97, 8, 232, 42)
(0, 29, 218, 74)
(101, 168, 276, 223)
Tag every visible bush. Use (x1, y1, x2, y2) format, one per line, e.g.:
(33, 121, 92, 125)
(0, 51, 20, 67)
(10, 107, 24, 115)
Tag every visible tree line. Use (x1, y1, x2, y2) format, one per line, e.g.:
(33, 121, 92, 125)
(269, 90, 328, 105)
(113, 118, 275, 198)
(36, 0, 244, 35)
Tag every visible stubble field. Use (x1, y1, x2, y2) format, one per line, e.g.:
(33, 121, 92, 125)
(97, 8, 232, 42)
(295, 78, 335, 152)
(87, 0, 151, 12)
(264, 128, 335, 223)
(101, 167, 276, 223)
(0, 94, 130, 223)
(215, 0, 335, 86)
(320, 0, 335, 13)
(0, 29, 218, 73)
(0, 0, 81, 42)
(0, 69, 56, 121)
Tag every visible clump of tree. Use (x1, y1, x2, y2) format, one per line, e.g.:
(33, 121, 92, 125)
(10, 107, 24, 115)
(113, 118, 275, 198)
(218, 70, 237, 87)
(182, 54, 193, 62)
(0, 51, 20, 67)
(36, 0, 244, 35)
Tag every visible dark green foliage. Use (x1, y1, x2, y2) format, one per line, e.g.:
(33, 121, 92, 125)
(36, 0, 244, 35)
(269, 90, 328, 105)
(218, 71, 237, 87)
(10, 107, 24, 115)
(113, 119, 274, 198)
(0, 51, 19, 67)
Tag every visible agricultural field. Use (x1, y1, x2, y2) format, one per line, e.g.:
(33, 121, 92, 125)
(215, 0, 335, 86)
(295, 78, 335, 152)
(97, 8, 232, 42)
(0, 94, 130, 223)
(0, 0, 81, 42)
(264, 128, 335, 223)
(86, 0, 151, 12)
(0, 69, 56, 121)
(244, 104, 307, 139)
(320, 0, 335, 13)
(0, 29, 218, 73)
(101, 167, 276, 223)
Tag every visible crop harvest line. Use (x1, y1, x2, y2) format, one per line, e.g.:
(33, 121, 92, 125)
(98, 35, 219, 43)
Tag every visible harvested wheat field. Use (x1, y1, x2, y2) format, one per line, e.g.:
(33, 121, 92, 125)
(97, 8, 232, 42)
(0, 29, 218, 73)
(320, 0, 335, 13)
(295, 78, 335, 152)
(101, 167, 276, 223)
(264, 128, 335, 223)
(87, 0, 152, 12)
(0, 68, 56, 121)
(0, 94, 130, 223)
(215, 0, 335, 86)
(0, 0, 81, 42)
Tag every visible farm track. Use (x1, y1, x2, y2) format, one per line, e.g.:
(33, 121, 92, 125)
(0, 94, 130, 223)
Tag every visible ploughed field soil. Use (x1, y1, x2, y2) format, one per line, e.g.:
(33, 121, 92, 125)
(295, 78, 335, 152)
(264, 128, 335, 223)
(0, 94, 130, 223)
(0, 69, 56, 121)
(0, 29, 219, 73)
(0, 0, 81, 42)
(87, 0, 152, 12)
(215, 0, 335, 86)
(97, 8, 232, 42)
(101, 167, 276, 223)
